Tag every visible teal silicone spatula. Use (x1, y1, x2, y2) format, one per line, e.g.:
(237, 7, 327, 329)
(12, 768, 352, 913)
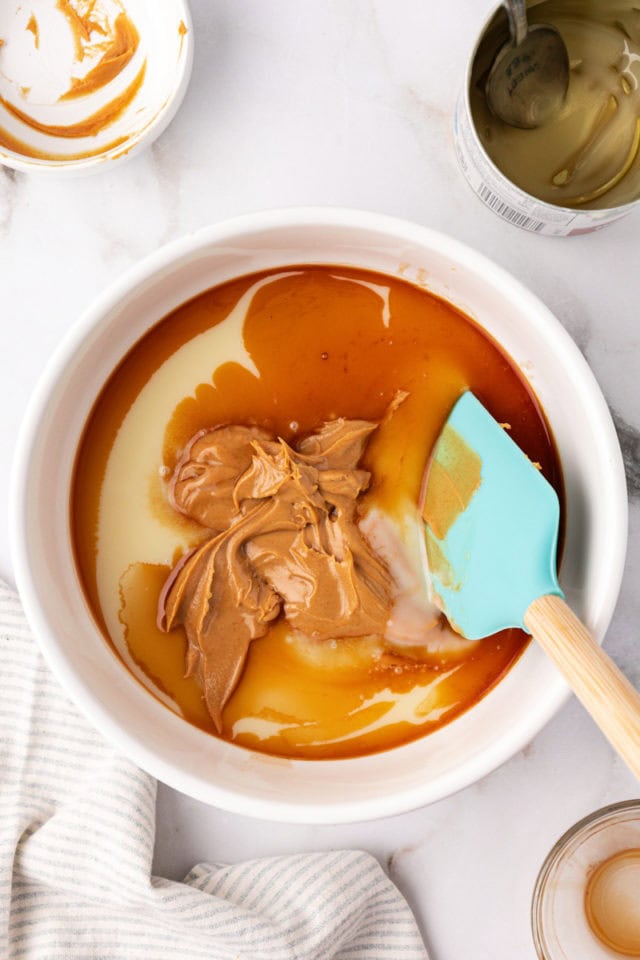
(422, 391, 640, 779)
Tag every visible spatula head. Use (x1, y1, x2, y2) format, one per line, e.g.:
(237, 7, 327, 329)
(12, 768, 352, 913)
(422, 391, 563, 640)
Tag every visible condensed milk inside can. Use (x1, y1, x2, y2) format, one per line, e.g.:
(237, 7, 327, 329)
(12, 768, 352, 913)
(455, 0, 640, 235)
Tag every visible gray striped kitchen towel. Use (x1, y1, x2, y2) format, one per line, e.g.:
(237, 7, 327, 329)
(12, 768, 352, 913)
(0, 581, 428, 960)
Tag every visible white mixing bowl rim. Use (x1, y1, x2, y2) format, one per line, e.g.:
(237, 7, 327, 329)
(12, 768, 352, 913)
(10, 206, 628, 822)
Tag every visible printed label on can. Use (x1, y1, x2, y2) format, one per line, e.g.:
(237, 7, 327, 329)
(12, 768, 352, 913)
(454, 93, 629, 237)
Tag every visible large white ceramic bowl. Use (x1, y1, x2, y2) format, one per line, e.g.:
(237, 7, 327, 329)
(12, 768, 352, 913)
(11, 208, 627, 823)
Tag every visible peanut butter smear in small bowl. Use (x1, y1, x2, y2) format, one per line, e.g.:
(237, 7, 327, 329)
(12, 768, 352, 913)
(0, 0, 192, 172)
(73, 265, 563, 761)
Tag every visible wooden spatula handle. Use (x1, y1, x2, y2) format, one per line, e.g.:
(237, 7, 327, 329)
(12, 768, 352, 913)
(524, 594, 640, 781)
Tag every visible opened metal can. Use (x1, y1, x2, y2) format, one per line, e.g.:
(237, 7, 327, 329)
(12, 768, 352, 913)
(455, 0, 640, 236)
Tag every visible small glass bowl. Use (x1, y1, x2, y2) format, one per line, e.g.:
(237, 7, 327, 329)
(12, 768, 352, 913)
(532, 800, 640, 960)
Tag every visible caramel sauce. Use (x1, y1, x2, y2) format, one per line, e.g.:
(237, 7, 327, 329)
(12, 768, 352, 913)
(178, 19, 188, 58)
(422, 426, 483, 540)
(0, 2, 144, 161)
(56, 0, 105, 58)
(119, 562, 212, 730)
(585, 849, 640, 956)
(72, 266, 563, 760)
(0, 61, 145, 140)
(60, 13, 139, 101)
(26, 15, 39, 49)
(0, 127, 128, 162)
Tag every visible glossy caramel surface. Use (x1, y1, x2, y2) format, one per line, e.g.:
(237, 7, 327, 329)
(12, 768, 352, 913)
(73, 266, 562, 759)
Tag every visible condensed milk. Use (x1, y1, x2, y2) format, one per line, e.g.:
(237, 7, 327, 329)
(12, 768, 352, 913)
(456, 0, 640, 235)
(72, 264, 563, 760)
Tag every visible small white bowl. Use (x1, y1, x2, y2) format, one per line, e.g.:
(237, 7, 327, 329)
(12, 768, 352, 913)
(0, 0, 193, 174)
(10, 208, 628, 823)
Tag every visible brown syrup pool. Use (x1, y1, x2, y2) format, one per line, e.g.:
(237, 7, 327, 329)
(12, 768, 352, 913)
(72, 265, 563, 760)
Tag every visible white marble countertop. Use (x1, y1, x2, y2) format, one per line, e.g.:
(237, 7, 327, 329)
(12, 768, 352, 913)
(1, 2, 639, 958)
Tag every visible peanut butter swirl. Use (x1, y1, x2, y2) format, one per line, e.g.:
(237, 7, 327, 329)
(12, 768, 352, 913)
(158, 419, 393, 731)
